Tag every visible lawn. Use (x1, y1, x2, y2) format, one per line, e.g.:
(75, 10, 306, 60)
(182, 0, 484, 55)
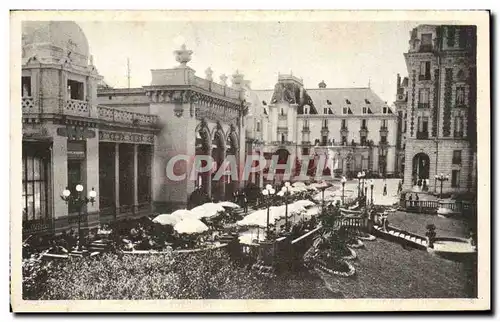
(319, 238, 476, 298)
(387, 211, 471, 238)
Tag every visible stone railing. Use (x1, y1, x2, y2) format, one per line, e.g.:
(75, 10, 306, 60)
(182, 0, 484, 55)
(98, 105, 158, 127)
(22, 97, 37, 113)
(64, 99, 90, 116)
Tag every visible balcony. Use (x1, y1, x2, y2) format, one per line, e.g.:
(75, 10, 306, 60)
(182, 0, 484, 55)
(417, 103, 430, 109)
(64, 99, 90, 117)
(98, 105, 158, 127)
(418, 44, 434, 53)
(416, 131, 429, 139)
(418, 74, 431, 81)
(22, 97, 36, 113)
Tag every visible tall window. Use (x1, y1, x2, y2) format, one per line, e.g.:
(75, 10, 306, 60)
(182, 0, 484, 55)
(67, 79, 84, 100)
(321, 135, 327, 146)
(303, 119, 309, 129)
(341, 119, 347, 129)
(454, 116, 463, 137)
(419, 61, 431, 80)
(343, 107, 348, 114)
(323, 119, 328, 128)
(22, 76, 31, 97)
(452, 150, 462, 165)
(22, 146, 49, 222)
(281, 133, 285, 143)
(323, 107, 328, 114)
(256, 121, 261, 132)
(302, 147, 309, 156)
(362, 107, 367, 114)
(447, 26, 456, 47)
(304, 105, 310, 114)
(341, 135, 347, 146)
(280, 108, 284, 116)
(451, 170, 460, 188)
(456, 87, 466, 106)
(417, 116, 429, 138)
(418, 88, 430, 108)
(361, 119, 367, 129)
(381, 119, 388, 128)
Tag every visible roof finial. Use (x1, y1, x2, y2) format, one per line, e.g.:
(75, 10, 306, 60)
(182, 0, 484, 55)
(368, 77, 371, 88)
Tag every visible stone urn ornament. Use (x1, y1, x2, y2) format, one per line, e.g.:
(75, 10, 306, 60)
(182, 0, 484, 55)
(174, 44, 193, 67)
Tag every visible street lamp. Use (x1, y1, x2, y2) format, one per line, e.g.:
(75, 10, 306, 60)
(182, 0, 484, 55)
(61, 184, 96, 251)
(318, 182, 331, 215)
(280, 181, 292, 232)
(370, 179, 374, 205)
(361, 171, 366, 194)
(262, 184, 276, 239)
(341, 176, 347, 205)
(435, 173, 449, 199)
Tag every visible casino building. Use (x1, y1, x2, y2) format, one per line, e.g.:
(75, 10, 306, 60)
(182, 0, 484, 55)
(21, 21, 248, 236)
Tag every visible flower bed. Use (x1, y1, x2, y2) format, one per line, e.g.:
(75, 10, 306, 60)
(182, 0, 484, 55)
(314, 259, 356, 277)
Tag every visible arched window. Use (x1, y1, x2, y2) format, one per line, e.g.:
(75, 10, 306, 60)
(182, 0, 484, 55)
(304, 105, 310, 114)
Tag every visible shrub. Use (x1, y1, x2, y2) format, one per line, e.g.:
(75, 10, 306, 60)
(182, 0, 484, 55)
(29, 250, 267, 300)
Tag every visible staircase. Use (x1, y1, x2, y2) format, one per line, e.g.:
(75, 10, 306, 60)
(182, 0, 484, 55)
(372, 224, 428, 250)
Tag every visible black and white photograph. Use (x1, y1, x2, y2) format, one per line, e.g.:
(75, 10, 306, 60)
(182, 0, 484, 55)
(9, 10, 490, 312)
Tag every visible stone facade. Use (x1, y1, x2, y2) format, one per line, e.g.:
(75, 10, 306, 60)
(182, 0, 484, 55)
(245, 76, 398, 186)
(401, 24, 477, 193)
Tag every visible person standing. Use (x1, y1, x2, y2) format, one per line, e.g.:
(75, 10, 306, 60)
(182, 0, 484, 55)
(408, 194, 413, 208)
(383, 180, 388, 196)
(397, 180, 402, 194)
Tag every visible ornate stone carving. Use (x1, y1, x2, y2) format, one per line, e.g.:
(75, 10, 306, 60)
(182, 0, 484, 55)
(174, 44, 193, 67)
(99, 130, 154, 145)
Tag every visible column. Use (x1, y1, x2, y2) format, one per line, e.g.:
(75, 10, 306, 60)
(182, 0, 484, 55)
(114, 143, 120, 215)
(207, 147, 212, 198)
(85, 135, 100, 228)
(133, 144, 139, 213)
(52, 135, 68, 220)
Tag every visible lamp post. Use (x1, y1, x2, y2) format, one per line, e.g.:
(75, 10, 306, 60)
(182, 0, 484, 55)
(281, 181, 292, 232)
(61, 184, 97, 251)
(318, 182, 331, 215)
(341, 176, 347, 205)
(262, 184, 276, 239)
(370, 179, 374, 205)
(361, 171, 366, 195)
(357, 172, 362, 198)
(435, 173, 449, 199)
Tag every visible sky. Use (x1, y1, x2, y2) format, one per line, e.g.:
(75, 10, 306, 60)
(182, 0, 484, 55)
(79, 20, 441, 104)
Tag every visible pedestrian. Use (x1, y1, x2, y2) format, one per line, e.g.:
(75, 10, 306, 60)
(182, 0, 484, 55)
(243, 192, 248, 213)
(408, 194, 413, 208)
(397, 180, 402, 194)
(383, 181, 388, 196)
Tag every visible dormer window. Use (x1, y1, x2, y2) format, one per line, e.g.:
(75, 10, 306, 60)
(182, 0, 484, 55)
(323, 107, 328, 114)
(345, 99, 351, 104)
(262, 100, 267, 106)
(362, 107, 367, 114)
(326, 100, 332, 105)
(364, 99, 371, 104)
(383, 107, 387, 114)
(22, 76, 31, 97)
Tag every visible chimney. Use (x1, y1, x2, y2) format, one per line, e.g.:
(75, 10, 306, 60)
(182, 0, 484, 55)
(318, 80, 327, 88)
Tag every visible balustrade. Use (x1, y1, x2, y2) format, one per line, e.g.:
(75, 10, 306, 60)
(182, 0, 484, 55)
(22, 97, 37, 113)
(64, 99, 90, 116)
(97, 105, 158, 126)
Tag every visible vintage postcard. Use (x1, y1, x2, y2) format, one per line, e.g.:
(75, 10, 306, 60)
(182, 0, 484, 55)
(10, 10, 490, 312)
